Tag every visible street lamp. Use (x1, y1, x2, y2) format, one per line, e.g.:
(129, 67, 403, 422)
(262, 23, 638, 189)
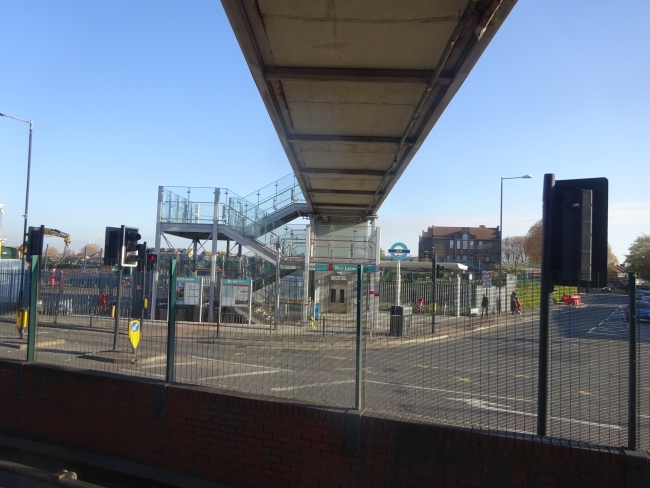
(499, 174, 532, 307)
(0, 111, 34, 317)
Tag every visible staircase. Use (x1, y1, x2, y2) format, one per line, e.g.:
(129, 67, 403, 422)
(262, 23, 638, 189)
(159, 175, 308, 324)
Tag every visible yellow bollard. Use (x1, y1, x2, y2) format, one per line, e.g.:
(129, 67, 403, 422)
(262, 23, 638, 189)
(16, 310, 28, 330)
(111, 305, 116, 318)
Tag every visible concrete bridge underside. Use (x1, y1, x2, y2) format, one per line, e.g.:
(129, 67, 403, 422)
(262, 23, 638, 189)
(222, 0, 517, 223)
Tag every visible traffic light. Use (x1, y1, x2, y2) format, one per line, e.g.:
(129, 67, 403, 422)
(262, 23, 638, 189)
(104, 227, 121, 266)
(26, 225, 45, 257)
(121, 226, 141, 267)
(436, 265, 443, 279)
(147, 252, 157, 271)
(136, 243, 146, 271)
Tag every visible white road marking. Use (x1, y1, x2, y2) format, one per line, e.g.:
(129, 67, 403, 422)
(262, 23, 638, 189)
(205, 370, 281, 380)
(588, 307, 628, 336)
(364, 380, 535, 404)
(271, 380, 355, 392)
(449, 397, 622, 430)
(142, 360, 196, 369)
(191, 356, 290, 370)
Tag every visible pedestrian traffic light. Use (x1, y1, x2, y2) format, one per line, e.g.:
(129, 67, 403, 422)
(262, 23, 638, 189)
(121, 226, 141, 267)
(147, 252, 157, 271)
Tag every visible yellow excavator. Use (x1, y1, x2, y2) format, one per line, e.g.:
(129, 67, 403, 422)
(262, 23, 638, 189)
(42, 228, 71, 249)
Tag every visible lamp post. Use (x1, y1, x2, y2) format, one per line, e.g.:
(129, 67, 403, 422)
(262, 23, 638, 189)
(0, 111, 34, 317)
(499, 174, 532, 308)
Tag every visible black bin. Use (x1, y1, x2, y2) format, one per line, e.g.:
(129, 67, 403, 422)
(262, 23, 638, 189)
(389, 306, 404, 336)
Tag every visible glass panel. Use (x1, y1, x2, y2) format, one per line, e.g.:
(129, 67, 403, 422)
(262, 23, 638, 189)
(330, 289, 336, 302)
(339, 289, 345, 304)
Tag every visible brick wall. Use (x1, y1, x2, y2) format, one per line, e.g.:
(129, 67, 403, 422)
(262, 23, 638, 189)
(0, 360, 645, 487)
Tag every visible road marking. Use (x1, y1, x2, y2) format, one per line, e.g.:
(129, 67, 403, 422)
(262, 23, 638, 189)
(578, 390, 592, 396)
(455, 377, 471, 383)
(204, 370, 281, 380)
(588, 307, 628, 337)
(363, 380, 534, 403)
(325, 356, 346, 360)
(271, 380, 355, 392)
(515, 374, 530, 378)
(449, 398, 622, 430)
(416, 364, 428, 369)
(142, 361, 195, 370)
(191, 356, 290, 370)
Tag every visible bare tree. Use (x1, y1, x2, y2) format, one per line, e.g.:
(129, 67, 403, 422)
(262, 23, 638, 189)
(607, 243, 619, 273)
(46, 246, 61, 257)
(81, 243, 101, 256)
(524, 219, 543, 264)
(502, 236, 528, 267)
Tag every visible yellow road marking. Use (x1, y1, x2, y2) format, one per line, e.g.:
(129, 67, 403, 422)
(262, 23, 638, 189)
(578, 390, 591, 396)
(455, 377, 471, 383)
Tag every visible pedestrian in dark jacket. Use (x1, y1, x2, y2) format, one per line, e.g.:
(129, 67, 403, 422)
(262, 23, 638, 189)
(481, 294, 489, 317)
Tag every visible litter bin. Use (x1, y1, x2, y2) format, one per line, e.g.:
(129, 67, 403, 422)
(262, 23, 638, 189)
(389, 305, 404, 336)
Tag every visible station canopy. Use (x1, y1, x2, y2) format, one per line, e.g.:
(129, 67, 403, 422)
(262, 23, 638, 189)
(222, 0, 517, 223)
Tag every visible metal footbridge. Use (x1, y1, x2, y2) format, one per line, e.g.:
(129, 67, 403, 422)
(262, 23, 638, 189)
(153, 1, 519, 323)
(221, 0, 517, 223)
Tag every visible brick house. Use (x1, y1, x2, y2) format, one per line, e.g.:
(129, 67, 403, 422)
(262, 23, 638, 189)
(418, 225, 500, 271)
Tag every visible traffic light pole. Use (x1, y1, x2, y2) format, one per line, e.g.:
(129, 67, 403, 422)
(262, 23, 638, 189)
(432, 252, 436, 334)
(113, 225, 125, 351)
(113, 263, 123, 351)
(140, 242, 147, 327)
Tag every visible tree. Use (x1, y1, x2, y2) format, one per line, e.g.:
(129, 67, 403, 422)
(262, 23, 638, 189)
(80, 243, 101, 256)
(625, 234, 650, 279)
(607, 243, 619, 273)
(502, 236, 528, 267)
(46, 246, 61, 257)
(380, 248, 386, 261)
(524, 219, 542, 264)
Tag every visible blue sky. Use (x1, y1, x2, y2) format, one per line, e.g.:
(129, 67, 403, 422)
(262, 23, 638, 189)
(1, 1, 648, 263)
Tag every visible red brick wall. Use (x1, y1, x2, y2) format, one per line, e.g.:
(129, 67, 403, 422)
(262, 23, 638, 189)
(0, 360, 642, 487)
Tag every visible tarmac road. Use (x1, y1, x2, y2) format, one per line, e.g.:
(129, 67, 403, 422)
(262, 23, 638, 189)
(1, 291, 648, 449)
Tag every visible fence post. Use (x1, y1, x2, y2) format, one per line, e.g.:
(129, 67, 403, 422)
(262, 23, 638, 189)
(628, 272, 638, 450)
(166, 259, 177, 383)
(355, 265, 364, 410)
(113, 259, 123, 351)
(537, 173, 555, 437)
(26, 255, 39, 362)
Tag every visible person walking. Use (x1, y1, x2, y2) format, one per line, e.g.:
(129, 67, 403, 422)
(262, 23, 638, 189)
(510, 291, 517, 314)
(481, 294, 489, 317)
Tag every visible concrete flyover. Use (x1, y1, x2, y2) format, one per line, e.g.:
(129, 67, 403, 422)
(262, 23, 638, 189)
(221, 0, 518, 223)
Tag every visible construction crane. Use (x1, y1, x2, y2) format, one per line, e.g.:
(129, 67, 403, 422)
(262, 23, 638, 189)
(43, 228, 71, 248)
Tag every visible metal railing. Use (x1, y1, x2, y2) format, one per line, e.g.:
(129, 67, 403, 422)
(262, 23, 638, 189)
(1, 264, 649, 453)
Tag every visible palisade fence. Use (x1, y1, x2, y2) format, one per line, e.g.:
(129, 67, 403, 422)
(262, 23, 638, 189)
(1, 261, 648, 453)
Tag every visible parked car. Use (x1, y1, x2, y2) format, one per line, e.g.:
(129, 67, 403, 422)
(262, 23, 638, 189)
(638, 302, 650, 323)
